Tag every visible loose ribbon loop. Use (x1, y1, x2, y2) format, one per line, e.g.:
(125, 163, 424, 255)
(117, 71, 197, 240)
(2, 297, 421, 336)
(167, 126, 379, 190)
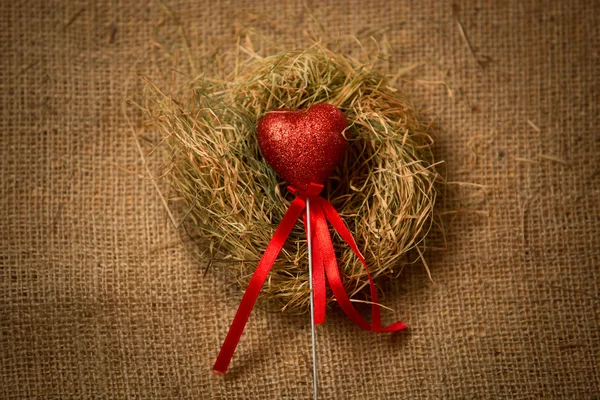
(214, 183, 406, 374)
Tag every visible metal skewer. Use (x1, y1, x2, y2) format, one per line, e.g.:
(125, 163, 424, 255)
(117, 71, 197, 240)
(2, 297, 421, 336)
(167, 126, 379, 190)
(305, 198, 318, 400)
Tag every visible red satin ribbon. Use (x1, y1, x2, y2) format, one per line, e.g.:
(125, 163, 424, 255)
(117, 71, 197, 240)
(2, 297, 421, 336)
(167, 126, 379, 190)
(213, 183, 406, 374)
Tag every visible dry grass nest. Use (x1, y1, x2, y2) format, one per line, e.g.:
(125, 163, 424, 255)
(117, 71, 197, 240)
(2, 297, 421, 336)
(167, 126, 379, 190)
(141, 44, 440, 314)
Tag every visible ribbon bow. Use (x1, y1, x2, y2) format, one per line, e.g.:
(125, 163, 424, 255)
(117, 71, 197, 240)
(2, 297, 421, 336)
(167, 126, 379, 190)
(214, 183, 406, 374)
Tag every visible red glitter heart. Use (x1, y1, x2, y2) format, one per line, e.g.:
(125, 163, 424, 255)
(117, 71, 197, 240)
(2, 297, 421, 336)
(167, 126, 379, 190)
(257, 104, 348, 192)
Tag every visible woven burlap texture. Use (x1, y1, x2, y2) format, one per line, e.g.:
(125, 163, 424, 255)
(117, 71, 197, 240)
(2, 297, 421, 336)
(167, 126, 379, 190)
(1, 0, 599, 399)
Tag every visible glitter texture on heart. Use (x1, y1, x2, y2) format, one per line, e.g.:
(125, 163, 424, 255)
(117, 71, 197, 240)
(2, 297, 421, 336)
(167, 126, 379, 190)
(257, 104, 348, 191)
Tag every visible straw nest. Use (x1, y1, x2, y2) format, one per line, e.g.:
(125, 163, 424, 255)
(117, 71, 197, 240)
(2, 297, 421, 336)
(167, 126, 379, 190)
(142, 44, 439, 313)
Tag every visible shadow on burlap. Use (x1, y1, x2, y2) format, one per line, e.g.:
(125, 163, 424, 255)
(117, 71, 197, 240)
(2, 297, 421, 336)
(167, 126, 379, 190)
(1, 1, 598, 399)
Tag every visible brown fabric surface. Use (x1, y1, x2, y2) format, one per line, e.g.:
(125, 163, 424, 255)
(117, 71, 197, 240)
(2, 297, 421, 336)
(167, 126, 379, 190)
(1, 0, 599, 399)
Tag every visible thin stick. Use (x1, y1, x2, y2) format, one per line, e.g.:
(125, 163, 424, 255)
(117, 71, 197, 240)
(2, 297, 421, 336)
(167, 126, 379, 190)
(305, 198, 318, 400)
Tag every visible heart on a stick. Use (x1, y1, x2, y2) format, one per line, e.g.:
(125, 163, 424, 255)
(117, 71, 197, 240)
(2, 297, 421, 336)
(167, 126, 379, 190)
(257, 104, 348, 191)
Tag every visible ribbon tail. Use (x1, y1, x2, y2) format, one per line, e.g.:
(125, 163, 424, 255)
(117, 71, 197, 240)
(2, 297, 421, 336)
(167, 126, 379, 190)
(311, 198, 372, 330)
(318, 198, 407, 333)
(213, 196, 307, 374)
(303, 207, 326, 325)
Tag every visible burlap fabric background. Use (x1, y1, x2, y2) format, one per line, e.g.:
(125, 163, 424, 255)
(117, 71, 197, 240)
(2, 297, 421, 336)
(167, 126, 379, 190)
(2, 0, 599, 398)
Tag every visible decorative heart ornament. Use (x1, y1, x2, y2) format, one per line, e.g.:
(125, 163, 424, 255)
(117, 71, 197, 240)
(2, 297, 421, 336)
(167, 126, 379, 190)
(214, 103, 406, 375)
(257, 103, 348, 191)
